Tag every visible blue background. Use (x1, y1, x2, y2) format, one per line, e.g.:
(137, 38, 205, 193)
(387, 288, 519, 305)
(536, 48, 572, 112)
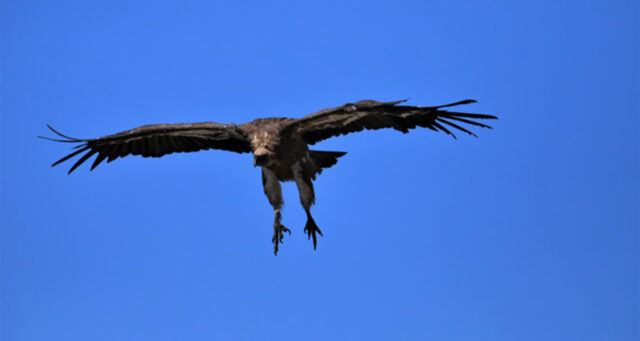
(2, 1, 638, 340)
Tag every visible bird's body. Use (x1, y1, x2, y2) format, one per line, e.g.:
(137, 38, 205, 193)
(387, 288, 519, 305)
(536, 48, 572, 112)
(42, 99, 497, 254)
(245, 117, 304, 180)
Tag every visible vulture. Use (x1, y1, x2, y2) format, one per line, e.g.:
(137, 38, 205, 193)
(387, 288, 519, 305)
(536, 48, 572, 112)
(41, 99, 497, 254)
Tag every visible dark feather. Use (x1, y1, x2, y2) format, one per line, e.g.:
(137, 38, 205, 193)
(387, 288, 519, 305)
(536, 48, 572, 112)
(90, 150, 110, 171)
(119, 141, 132, 158)
(130, 139, 142, 155)
(439, 111, 497, 119)
(432, 121, 456, 139)
(107, 144, 123, 163)
(68, 149, 97, 174)
(440, 114, 494, 129)
(282, 99, 495, 144)
(52, 146, 89, 167)
(46, 125, 84, 141)
(437, 118, 477, 137)
(434, 99, 477, 109)
(42, 122, 252, 172)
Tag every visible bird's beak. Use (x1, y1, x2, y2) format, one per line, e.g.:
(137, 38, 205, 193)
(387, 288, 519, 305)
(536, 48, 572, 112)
(254, 154, 270, 167)
(253, 147, 271, 167)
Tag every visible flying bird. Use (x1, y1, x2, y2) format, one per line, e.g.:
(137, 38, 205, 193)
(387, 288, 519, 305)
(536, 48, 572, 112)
(41, 99, 497, 254)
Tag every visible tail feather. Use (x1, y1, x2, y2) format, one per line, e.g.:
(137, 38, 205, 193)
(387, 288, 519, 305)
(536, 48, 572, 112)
(309, 150, 346, 176)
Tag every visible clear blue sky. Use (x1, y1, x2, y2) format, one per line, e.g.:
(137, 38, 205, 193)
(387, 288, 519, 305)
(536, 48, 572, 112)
(2, 1, 638, 340)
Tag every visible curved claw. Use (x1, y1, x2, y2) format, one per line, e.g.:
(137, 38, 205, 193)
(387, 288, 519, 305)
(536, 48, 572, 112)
(272, 223, 291, 255)
(303, 214, 323, 250)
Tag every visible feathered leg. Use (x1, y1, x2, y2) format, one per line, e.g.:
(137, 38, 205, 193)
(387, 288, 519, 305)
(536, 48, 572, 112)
(292, 162, 323, 250)
(262, 168, 290, 255)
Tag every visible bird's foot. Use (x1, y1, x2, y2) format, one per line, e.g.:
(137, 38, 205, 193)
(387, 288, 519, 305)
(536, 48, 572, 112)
(303, 213, 323, 250)
(272, 222, 291, 255)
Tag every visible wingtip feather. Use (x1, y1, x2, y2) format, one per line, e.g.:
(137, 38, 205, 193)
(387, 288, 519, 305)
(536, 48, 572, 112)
(46, 125, 84, 141)
(436, 99, 477, 109)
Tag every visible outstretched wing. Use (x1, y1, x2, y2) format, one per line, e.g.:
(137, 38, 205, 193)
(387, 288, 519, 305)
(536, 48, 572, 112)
(40, 122, 252, 174)
(280, 99, 497, 145)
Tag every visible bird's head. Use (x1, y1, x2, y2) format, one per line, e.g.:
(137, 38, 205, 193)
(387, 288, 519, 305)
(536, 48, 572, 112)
(253, 147, 275, 167)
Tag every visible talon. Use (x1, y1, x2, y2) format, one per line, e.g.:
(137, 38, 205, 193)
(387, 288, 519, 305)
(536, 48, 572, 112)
(272, 223, 290, 255)
(303, 211, 323, 250)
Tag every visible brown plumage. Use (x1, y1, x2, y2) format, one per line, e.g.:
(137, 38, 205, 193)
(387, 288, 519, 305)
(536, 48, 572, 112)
(41, 99, 497, 254)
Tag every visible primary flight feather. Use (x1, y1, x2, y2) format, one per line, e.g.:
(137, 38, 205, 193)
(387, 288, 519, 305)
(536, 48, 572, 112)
(41, 99, 497, 254)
